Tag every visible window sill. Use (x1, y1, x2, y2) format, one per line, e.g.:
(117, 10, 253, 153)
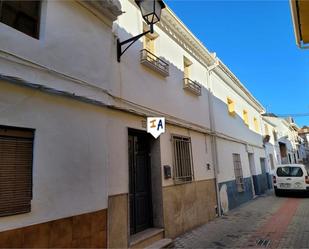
(173, 179, 194, 185)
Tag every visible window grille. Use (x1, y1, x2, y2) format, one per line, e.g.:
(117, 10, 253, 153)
(232, 153, 244, 192)
(172, 135, 193, 183)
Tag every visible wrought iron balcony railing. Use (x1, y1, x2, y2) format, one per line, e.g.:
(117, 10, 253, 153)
(183, 78, 202, 96)
(140, 49, 169, 77)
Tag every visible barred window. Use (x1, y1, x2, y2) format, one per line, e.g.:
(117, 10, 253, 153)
(0, 126, 34, 217)
(172, 135, 193, 183)
(232, 153, 244, 192)
(0, 1, 41, 39)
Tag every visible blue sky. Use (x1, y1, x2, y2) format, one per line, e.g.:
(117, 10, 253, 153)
(165, 0, 309, 127)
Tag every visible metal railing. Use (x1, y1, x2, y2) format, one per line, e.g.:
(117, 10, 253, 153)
(140, 49, 169, 77)
(183, 78, 202, 96)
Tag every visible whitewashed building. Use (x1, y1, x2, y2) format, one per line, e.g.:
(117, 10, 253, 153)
(262, 116, 280, 173)
(298, 126, 309, 162)
(0, 0, 292, 248)
(0, 0, 122, 248)
(0, 0, 219, 248)
(262, 115, 305, 166)
(208, 60, 269, 212)
(111, 1, 219, 246)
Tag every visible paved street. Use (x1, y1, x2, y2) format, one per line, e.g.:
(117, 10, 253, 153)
(173, 192, 309, 248)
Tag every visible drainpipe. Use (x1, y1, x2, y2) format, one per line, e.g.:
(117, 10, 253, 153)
(206, 57, 221, 216)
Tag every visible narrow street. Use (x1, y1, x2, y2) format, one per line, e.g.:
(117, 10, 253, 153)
(174, 192, 309, 248)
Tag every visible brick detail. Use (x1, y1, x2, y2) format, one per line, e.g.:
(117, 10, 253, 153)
(245, 198, 300, 248)
(0, 209, 107, 248)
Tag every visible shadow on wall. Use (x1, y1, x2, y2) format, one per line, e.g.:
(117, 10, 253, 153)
(114, 27, 212, 128)
(114, 24, 269, 222)
(114, 24, 266, 144)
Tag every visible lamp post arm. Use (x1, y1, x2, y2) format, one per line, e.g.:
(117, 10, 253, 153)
(117, 26, 153, 62)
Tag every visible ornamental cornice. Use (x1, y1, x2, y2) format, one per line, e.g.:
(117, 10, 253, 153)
(216, 60, 265, 113)
(159, 7, 264, 113)
(78, 0, 122, 25)
(262, 116, 277, 128)
(158, 7, 216, 68)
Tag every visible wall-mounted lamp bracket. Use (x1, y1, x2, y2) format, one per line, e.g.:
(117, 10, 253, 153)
(117, 24, 153, 62)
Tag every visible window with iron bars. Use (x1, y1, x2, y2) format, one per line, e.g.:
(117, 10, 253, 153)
(172, 135, 194, 183)
(232, 153, 244, 192)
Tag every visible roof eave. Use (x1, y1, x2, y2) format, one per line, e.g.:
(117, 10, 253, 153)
(290, 0, 302, 48)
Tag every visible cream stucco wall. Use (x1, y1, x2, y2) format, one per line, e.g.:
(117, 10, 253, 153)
(115, 0, 212, 130)
(217, 139, 250, 183)
(0, 0, 292, 237)
(211, 72, 264, 146)
(106, 110, 215, 194)
(160, 126, 215, 187)
(0, 1, 118, 90)
(0, 81, 109, 232)
(264, 117, 297, 154)
(0, 0, 121, 233)
(209, 69, 266, 182)
(262, 118, 280, 173)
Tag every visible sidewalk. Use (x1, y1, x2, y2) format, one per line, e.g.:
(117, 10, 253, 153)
(173, 193, 286, 248)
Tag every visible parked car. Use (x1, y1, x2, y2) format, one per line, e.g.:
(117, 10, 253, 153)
(273, 164, 309, 196)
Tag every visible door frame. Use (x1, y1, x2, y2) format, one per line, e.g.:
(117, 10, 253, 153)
(248, 153, 257, 197)
(128, 128, 153, 235)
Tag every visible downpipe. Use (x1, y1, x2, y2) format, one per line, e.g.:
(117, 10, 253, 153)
(206, 58, 222, 216)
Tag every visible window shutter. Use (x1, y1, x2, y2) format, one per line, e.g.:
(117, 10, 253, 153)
(0, 127, 34, 217)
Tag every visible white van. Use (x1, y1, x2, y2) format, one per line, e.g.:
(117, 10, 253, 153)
(273, 164, 309, 196)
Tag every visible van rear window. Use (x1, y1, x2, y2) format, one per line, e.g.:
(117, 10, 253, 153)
(277, 167, 303, 177)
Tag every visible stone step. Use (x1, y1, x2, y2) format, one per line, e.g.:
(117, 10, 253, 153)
(130, 228, 164, 248)
(145, 238, 173, 249)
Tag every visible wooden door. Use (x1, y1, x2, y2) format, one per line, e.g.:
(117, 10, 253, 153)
(129, 131, 152, 235)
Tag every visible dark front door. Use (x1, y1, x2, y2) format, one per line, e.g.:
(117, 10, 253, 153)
(129, 130, 152, 235)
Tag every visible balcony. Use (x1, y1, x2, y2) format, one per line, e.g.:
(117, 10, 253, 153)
(183, 78, 202, 96)
(140, 49, 169, 77)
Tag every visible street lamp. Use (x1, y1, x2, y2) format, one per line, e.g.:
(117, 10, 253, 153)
(117, 0, 166, 62)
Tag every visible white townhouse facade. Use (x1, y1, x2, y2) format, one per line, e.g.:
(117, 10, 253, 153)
(261, 116, 280, 176)
(262, 115, 305, 167)
(208, 60, 269, 212)
(0, 0, 122, 248)
(0, 0, 279, 248)
(0, 0, 219, 248)
(297, 136, 308, 163)
(289, 121, 308, 163)
(298, 126, 309, 162)
(111, 0, 219, 246)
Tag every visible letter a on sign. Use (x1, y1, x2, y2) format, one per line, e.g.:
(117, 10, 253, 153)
(147, 117, 165, 139)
